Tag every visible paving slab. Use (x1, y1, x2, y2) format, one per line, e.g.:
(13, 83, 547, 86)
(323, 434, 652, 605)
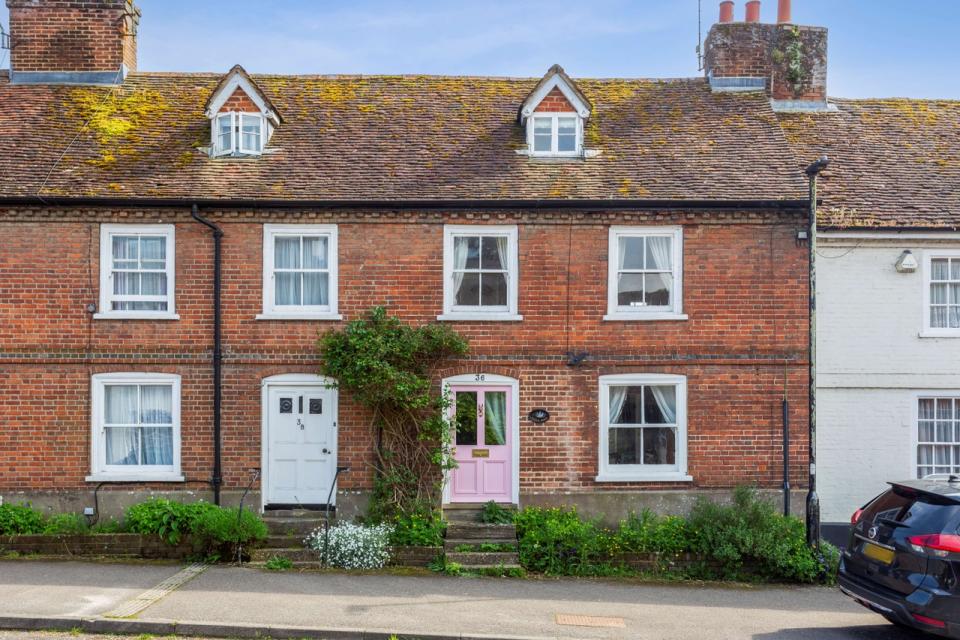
(0, 560, 184, 618)
(140, 566, 918, 640)
(0, 561, 931, 639)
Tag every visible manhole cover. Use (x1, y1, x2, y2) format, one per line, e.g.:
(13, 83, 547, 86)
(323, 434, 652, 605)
(555, 614, 626, 628)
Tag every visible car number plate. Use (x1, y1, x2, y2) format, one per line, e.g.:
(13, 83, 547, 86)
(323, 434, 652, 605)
(862, 541, 895, 565)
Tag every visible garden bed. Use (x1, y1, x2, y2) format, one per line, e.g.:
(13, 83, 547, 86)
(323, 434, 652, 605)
(0, 533, 196, 559)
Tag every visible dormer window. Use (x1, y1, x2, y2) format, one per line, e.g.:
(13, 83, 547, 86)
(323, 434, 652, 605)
(214, 112, 265, 156)
(204, 64, 282, 160)
(529, 114, 581, 156)
(518, 64, 592, 159)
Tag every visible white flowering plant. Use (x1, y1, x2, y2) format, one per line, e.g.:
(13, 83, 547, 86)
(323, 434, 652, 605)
(304, 522, 393, 570)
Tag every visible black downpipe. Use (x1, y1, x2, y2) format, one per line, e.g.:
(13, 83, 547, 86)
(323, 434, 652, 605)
(804, 156, 829, 548)
(191, 204, 224, 506)
(782, 397, 790, 517)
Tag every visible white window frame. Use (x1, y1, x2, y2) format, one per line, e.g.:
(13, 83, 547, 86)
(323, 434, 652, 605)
(96, 224, 177, 320)
(921, 250, 960, 338)
(213, 112, 264, 157)
(526, 112, 582, 157)
(87, 372, 183, 482)
(605, 226, 686, 321)
(597, 374, 691, 482)
(258, 224, 341, 321)
(913, 392, 960, 479)
(439, 225, 522, 322)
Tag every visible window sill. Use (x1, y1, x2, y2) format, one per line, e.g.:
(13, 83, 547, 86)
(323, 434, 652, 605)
(256, 313, 343, 321)
(86, 474, 185, 483)
(595, 473, 693, 483)
(93, 313, 180, 321)
(436, 313, 524, 322)
(603, 313, 688, 322)
(919, 330, 960, 339)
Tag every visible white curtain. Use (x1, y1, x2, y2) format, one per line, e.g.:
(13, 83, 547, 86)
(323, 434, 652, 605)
(494, 236, 508, 272)
(647, 236, 672, 271)
(138, 385, 173, 466)
(608, 386, 627, 424)
(275, 236, 301, 306)
(484, 391, 506, 445)
(104, 385, 173, 467)
(105, 384, 138, 465)
(303, 273, 328, 306)
(452, 237, 470, 300)
(648, 385, 677, 423)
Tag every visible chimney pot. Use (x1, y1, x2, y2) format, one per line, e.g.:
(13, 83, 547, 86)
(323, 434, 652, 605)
(719, 1, 735, 23)
(777, 0, 792, 23)
(745, 0, 761, 22)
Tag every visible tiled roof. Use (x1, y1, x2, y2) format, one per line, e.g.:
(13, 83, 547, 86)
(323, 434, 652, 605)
(0, 71, 807, 203)
(778, 99, 960, 229)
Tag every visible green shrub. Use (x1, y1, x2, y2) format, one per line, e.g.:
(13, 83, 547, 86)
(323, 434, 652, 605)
(480, 501, 514, 525)
(90, 518, 126, 534)
(0, 503, 45, 535)
(390, 509, 445, 547)
(42, 513, 90, 535)
(615, 510, 693, 556)
(264, 556, 293, 571)
(513, 507, 618, 576)
(687, 487, 822, 583)
(192, 507, 268, 550)
(124, 498, 218, 545)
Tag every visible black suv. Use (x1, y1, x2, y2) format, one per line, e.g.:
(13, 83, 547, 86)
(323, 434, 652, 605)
(839, 478, 960, 638)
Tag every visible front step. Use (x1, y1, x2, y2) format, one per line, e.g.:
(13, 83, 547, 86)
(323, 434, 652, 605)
(250, 547, 317, 563)
(445, 551, 519, 567)
(263, 516, 328, 536)
(445, 523, 517, 541)
(443, 503, 517, 523)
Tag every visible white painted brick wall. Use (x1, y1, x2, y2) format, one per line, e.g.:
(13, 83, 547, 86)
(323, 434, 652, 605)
(817, 240, 960, 523)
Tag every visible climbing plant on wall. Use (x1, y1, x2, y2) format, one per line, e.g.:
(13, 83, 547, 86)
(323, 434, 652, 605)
(318, 307, 469, 519)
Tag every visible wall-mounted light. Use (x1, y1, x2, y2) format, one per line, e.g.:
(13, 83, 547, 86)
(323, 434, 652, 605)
(528, 409, 550, 424)
(796, 229, 809, 247)
(895, 250, 918, 273)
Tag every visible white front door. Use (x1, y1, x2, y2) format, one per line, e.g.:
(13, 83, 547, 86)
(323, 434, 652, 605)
(265, 385, 337, 506)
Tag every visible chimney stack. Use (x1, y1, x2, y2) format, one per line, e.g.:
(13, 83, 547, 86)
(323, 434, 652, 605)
(704, 0, 829, 109)
(778, 0, 792, 23)
(5, 0, 140, 85)
(719, 1, 735, 23)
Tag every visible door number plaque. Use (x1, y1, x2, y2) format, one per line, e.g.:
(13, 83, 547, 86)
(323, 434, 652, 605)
(472, 449, 490, 458)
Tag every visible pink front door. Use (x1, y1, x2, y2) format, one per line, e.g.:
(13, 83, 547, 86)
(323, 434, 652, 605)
(448, 385, 512, 503)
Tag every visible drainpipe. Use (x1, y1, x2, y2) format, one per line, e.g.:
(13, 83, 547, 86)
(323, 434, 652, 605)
(191, 204, 224, 506)
(804, 156, 829, 548)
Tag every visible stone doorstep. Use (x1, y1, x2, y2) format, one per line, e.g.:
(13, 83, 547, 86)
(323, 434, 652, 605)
(264, 517, 328, 536)
(443, 538, 517, 552)
(444, 523, 517, 541)
(262, 535, 305, 549)
(250, 547, 317, 562)
(445, 551, 520, 567)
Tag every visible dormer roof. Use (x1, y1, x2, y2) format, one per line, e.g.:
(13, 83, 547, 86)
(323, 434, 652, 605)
(204, 64, 282, 126)
(518, 64, 592, 123)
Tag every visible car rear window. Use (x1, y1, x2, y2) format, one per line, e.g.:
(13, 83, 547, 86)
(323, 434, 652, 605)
(863, 487, 960, 533)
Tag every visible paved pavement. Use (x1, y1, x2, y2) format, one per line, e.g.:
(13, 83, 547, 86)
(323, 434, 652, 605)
(0, 560, 931, 639)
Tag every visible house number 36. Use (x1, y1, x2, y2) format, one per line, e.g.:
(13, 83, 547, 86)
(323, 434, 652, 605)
(474, 374, 485, 382)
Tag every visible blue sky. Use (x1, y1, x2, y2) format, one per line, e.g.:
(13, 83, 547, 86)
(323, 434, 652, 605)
(1, 1, 957, 98)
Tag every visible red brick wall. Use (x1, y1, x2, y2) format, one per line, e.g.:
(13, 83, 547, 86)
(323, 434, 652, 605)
(0, 208, 809, 496)
(218, 88, 260, 113)
(533, 87, 576, 113)
(6, 0, 139, 73)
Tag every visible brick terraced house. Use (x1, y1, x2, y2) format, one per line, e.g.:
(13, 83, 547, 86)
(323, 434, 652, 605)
(0, 0, 832, 521)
